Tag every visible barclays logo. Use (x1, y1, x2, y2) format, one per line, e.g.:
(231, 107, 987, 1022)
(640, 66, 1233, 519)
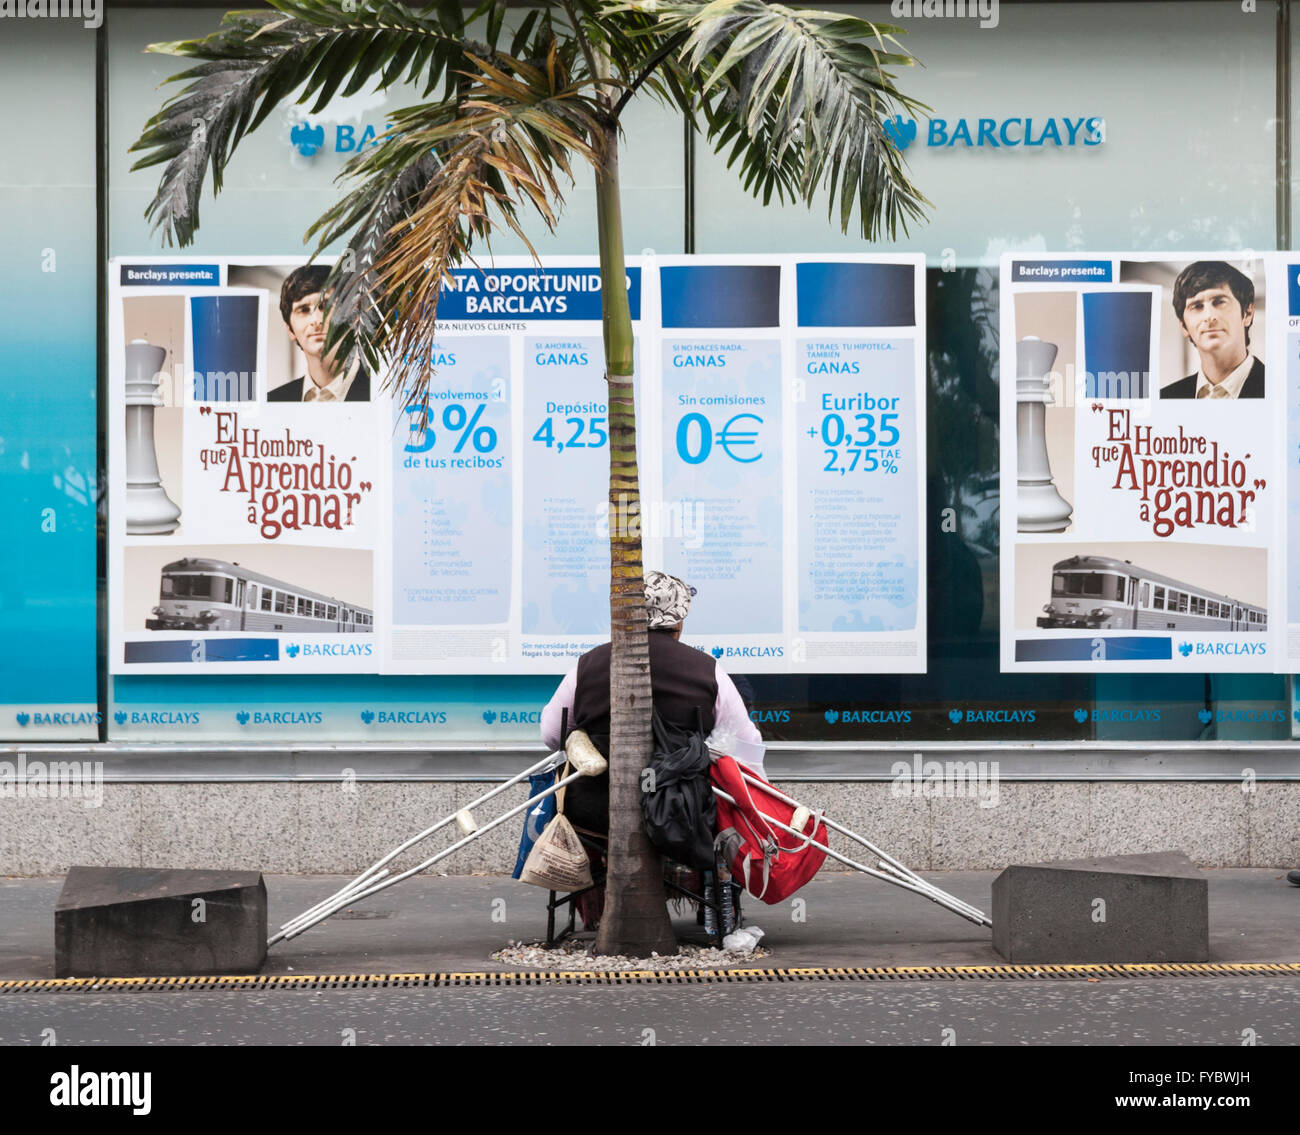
(882, 114, 1104, 151)
(749, 709, 790, 724)
(120, 711, 199, 726)
(482, 709, 540, 725)
(1183, 642, 1267, 657)
(290, 121, 394, 158)
(823, 707, 910, 724)
(883, 116, 918, 150)
(291, 122, 325, 157)
(1201, 708, 1287, 724)
(14, 710, 103, 727)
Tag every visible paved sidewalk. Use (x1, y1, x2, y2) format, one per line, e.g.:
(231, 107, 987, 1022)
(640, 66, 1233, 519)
(2, 868, 1296, 979)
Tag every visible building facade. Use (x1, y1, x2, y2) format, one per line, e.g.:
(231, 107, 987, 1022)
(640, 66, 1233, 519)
(1, 1, 1297, 876)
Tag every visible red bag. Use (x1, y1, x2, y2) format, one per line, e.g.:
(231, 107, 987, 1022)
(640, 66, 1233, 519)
(710, 755, 828, 904)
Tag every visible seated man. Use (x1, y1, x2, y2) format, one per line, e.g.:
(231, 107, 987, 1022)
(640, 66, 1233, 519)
(539, 570, 765, 836)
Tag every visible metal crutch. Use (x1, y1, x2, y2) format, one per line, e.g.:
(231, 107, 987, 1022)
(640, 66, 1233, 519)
(712, 777, 991, 927)
(270, 752, 573, 946)
(729, 765, 991, 925)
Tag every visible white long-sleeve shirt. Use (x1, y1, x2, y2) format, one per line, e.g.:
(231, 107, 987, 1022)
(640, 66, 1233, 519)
(540, 660, 766, 777)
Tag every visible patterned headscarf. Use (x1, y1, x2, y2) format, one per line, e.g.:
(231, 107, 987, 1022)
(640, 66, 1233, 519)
(644, 571, 692, 629)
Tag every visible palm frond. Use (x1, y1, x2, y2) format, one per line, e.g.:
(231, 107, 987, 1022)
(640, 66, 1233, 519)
(311, 48, 608, 405)
(628, 0, 930, 240)
(128, 0, 515, 246)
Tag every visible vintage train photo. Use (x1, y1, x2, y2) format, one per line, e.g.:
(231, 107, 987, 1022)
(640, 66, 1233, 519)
(1037, 555, 1266, 632)
(145, 557, 373, 634)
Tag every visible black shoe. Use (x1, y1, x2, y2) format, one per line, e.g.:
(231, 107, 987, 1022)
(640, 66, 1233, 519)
(1287, 870, 1300, 887)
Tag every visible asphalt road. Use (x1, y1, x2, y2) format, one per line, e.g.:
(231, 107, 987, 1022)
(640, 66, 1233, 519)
(1, 977, 1296, 1046)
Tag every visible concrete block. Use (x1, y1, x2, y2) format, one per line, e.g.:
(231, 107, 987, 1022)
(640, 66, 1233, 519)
(55, 866, 266, 977)
(992, 850, 1208, 963)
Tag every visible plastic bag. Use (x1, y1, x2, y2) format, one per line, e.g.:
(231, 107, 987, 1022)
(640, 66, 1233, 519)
(518, 812, 594, 891)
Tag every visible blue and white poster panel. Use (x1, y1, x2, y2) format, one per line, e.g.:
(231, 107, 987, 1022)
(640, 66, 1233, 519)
(651, 254, 927, 673)
(382, 256, 643, 672)
(1000, 252, 1283, 673)
(108, 258, 385, 675)
(110, 254, 926, 681)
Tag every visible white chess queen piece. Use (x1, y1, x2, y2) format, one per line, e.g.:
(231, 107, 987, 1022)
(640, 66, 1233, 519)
(124, 339, 181, 534)
(1016, 336, 1072, 533)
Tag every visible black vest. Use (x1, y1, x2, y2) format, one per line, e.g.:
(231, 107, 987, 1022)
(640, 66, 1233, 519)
(570, 631, 718, 756)
(561, 631, 718, 837)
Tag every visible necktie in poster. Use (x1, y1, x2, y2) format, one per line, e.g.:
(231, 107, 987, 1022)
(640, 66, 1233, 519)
(1000, 252, 1281, 673)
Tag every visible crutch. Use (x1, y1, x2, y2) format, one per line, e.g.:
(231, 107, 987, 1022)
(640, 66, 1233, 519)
(715, 766, 991, 927)
(270, 750, 574, 946)
(731, 764, 990, 923)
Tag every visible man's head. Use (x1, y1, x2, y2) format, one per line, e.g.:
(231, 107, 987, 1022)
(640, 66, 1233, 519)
(644, 571, 691, 634)
(1171, 261, 1256, 363)
(280, 264, 333, 363)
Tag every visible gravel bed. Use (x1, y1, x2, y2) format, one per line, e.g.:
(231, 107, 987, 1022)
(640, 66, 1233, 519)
(491, 938, 771, 972)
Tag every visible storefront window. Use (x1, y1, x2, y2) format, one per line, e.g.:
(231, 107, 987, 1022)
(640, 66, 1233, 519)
(0, 3, 1288, 749)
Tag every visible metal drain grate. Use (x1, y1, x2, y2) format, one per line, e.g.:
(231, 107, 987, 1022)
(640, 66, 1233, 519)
(2, 962, 1298, 993)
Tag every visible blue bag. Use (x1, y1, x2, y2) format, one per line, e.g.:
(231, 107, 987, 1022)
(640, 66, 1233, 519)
(512, 768, 558, 879)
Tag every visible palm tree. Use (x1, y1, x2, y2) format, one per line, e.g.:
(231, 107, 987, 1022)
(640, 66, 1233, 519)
(131, 0, 928, 956)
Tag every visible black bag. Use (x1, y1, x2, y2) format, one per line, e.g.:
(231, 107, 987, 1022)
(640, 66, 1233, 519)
(640, 708, 717, 871)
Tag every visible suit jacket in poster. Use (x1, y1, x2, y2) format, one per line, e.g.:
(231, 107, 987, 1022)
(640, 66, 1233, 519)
(267, 367, 371, 402)
(1160, 356, 1265, 400)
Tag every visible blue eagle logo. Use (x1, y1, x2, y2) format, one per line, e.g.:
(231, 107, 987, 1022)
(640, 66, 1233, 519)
(291, 122, 326, 157)
(882, 116, 918, 151)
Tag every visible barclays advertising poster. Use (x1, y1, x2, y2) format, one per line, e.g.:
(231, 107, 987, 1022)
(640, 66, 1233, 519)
(999, 252, 1286, 673)
(108, 253, 928, 704)
(652, 256, 927, 673)
(108, 258, 383, 680)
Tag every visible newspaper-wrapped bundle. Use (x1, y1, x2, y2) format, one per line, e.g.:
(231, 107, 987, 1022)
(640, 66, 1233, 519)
(518, 813, 594, 891)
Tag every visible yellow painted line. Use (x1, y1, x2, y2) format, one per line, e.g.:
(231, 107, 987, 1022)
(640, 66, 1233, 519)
(3, 962, 1299, 993)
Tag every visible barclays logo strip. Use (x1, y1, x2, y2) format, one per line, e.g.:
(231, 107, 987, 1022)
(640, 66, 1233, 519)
(882, 115, 1104, 152)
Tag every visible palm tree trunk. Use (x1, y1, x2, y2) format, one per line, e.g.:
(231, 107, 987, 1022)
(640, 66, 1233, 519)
(592, 121, 676, 957)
